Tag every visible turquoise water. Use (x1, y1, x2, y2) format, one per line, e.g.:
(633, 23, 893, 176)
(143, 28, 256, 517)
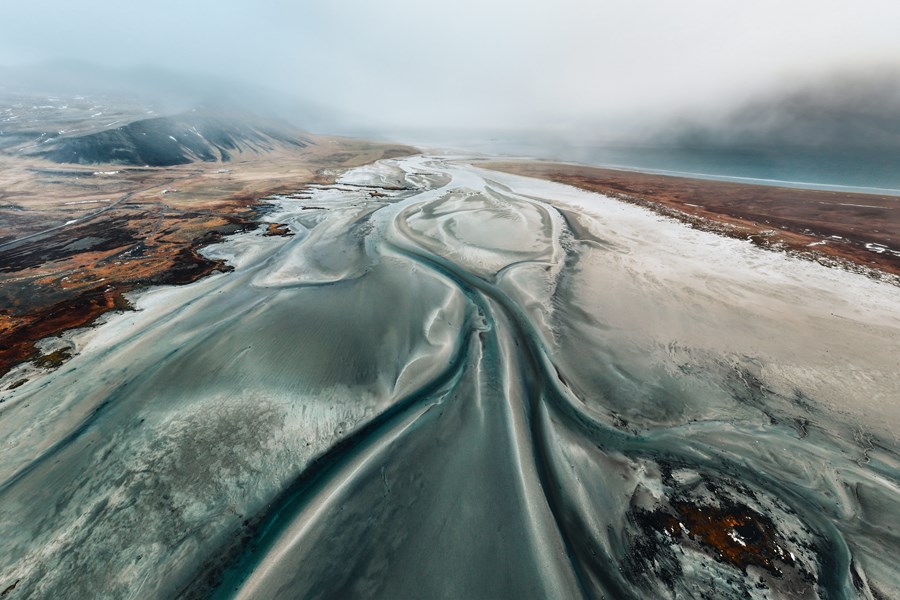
(565, 145, 900, 194)
(440, 137, 900, 195)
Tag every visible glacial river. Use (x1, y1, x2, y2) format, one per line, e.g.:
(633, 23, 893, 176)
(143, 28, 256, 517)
(1, 156, 898, 599)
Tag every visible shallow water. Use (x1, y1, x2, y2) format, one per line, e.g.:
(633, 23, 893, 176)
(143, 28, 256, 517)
(0, 156, 898, 599)
(440, 139, 900, 194)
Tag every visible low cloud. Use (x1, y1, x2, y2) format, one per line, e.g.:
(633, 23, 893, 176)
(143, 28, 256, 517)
(3, 0, 900, 140)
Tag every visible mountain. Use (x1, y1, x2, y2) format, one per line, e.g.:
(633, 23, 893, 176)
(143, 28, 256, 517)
(659, 69, 900, 151)
(34, 111, 313, 166)
(0, 60, 350, 137)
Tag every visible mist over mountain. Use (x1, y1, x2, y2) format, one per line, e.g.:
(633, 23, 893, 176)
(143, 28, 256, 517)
(5, 60, 900, 160)
(652, 68, 900, 151)
(0, 61, 353, 134)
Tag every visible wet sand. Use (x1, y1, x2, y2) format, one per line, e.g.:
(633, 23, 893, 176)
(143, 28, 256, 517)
(0, 156, 897, 599)
(483, 160, 900, 281)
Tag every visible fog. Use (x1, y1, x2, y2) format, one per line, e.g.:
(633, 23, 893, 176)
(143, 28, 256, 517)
(2, 0, 900, 141)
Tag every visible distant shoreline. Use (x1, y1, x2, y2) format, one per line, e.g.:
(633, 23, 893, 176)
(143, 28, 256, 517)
(560, 161, 900, 197)
(480, 159, 900, 284)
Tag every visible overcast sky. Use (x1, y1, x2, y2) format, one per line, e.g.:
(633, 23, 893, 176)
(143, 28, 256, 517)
(2, 0, 900, 134)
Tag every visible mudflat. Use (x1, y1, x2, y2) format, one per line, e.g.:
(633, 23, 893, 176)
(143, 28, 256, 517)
(483, 160, 900, 280)
(0, 138, 415, 377)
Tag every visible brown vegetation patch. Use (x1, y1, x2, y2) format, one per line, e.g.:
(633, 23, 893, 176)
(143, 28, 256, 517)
(264, 223, 293, 237)
(635, 499, 794, 575)
(0, 137, 416, 378)
(0, 285, 131, 376)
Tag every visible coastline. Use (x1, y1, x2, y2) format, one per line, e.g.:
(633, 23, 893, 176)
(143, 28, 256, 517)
(481, 160, 900, 284)
(0, 139, 416, 383)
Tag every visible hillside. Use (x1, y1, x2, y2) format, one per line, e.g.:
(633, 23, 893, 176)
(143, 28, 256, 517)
(659, 70, 900, 151)
(35, 111, 313, 166)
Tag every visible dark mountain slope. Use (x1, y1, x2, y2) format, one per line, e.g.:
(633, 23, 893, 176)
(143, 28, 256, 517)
(37, 112, 313, 166)
(660, 69, 900, 151)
